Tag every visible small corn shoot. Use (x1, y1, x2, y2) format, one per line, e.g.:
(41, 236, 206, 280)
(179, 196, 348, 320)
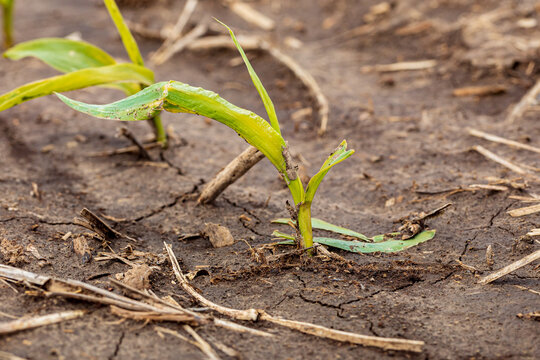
(56, 22, 436, 254)
(0, 0, 166, 145)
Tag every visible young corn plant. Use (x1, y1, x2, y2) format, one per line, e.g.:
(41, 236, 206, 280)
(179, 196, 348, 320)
(0, 0, 166, 145)
(1, 0, 14, 48)
(56, 23, 436, 254)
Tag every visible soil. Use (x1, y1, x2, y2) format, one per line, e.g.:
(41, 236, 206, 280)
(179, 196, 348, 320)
(1, 0, 539, 359)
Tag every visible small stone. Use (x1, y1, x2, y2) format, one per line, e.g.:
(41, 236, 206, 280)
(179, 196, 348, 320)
(203, 223, 235, 248)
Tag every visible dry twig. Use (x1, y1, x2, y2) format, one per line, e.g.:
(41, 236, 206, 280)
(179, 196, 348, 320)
(0, 310, 85, 335)
(150, 0, 199, 64)
(184, 325, 222, 360)
(472, 145, 533, 177)
(506, 79, 540, 123)
(0, 351, 27, 360)
(468, 128, 540, 154)
(117, 127, 153, 160)
(87, 143, 161, 157)
(225, 0, 275, 30)
(479, 249, 540, 284)
(453, 85, 506, 97)
(507, 204, 540, 217)
(73, 208, 126, 241)
(198, 146, 265, 204)
(360, 60, 437, 73)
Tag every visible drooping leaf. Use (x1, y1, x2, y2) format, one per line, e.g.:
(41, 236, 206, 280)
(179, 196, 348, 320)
(0, 63, 153, 112)
(217, 20, 280, 135)
(272, 217, 370, 241)
(276, 230, 436, 253)
(104, 0, 145, 66)
(4, 38, 116, 72)
(56, 80, 289, 172)
(305, 140, 355, 203)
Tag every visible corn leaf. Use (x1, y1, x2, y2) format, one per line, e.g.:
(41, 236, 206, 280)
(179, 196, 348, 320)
(275, 230, 436, 253)
(3, 38, 143, 95)
(104, 0, 144, 66)
(4, 38, 116, 72)
(272, 217, 401, 242)
(56, 80, 289, 172)
(0, 63, 153, 112)
(272, 217, 370, 241)
(218, 20, 281, 135)
(305, 140, 354, 203)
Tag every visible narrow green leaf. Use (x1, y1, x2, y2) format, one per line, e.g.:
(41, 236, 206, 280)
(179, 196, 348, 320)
(271, 230, 295, 241)
(275, 230, 436, 253)
(371, 232, 401, 243)
(0, 63, 153, 112)
(55, 80, 289, 173)
(272, 217, 370, 241)
(305, 140, 354, 203)
(217, 20, 281, 135)
(104, 0, 145, 67)
(4, 38, 116, 72)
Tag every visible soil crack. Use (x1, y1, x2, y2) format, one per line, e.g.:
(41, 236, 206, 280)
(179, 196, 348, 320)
(133, 184, 199, 222)
(108, 331, 125, 360)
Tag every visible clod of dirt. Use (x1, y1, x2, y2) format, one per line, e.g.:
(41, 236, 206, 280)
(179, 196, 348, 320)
(202, 223, 235, 248)
(0, 238, 27, 265)
(115, 264, 153, 291)
(72, 236, 92, 264)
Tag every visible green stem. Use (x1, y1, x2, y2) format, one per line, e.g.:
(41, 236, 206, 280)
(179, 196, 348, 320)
(2, 0, 14, 48)
(297, 201, 313, 249)
(149, 113, 167, 148)
(286, 176, 313, 250)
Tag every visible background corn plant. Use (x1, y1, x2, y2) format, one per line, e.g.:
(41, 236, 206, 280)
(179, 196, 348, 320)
(0, 0, 166, 145)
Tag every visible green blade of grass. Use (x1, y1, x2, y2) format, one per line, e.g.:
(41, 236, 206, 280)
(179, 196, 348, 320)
(0, 63, 153, 111)
(275, 230, 436, 253)
(55, 80, 289, 173)
(272, 217, 370, 241)
(4, 38, 116, 72)
(305, 140, 354, 203)
(104, 0, 145, 67)
(217, 20, 281, 135)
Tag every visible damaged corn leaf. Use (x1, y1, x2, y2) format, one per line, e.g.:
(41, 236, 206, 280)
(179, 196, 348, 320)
(56, 80, 288, 172)
(274, 230, 436, 253)
(0, 64, 153, 111)
(305, 140, 354, 204)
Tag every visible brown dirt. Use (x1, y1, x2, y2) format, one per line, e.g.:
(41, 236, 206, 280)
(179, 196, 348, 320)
(1, 0, 539, 359)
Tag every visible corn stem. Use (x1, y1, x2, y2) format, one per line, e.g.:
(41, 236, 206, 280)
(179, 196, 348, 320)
(2, 0, 14, 48)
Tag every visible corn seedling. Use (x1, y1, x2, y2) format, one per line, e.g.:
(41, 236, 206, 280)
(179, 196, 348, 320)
(56, 22, 436, 253)
(1, 0, 14, 48)
(0, 0, 166, 145)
